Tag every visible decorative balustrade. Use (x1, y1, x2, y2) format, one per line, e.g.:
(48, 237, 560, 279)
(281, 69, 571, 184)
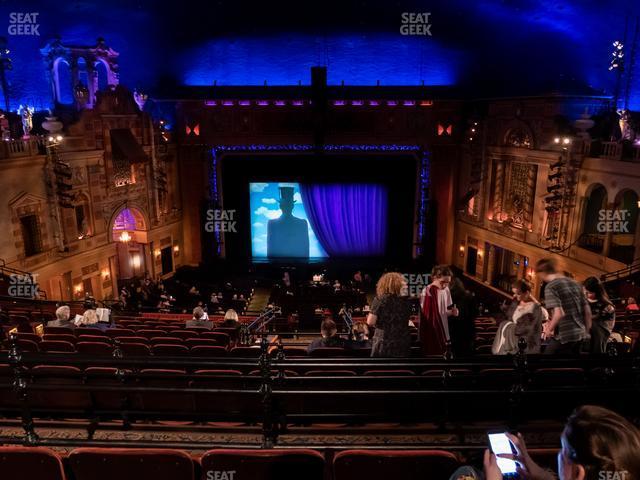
(0, 138, 45, 159)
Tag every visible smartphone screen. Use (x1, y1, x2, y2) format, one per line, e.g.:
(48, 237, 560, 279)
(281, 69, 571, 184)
(488, 433, 518, 475)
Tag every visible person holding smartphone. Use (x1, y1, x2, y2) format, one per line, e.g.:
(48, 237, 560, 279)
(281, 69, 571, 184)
(483, 405, 640, 480)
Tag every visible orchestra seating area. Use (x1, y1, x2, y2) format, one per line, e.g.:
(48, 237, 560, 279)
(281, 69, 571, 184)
(1, 292, 639, 479)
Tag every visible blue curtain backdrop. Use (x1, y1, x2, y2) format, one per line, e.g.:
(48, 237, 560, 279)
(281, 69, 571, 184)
(300, 184, 387, 256)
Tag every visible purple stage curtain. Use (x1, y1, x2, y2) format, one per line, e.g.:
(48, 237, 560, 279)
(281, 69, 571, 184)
(300, 184, 387, 256)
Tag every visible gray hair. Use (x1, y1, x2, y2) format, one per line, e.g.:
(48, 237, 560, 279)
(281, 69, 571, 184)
(55, 305, 70, 321)
(193, 306, 205, 320)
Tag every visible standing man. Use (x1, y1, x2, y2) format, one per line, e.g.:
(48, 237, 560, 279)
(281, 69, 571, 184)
(535, 258, 591, 354)
(267, 186, 309, 258)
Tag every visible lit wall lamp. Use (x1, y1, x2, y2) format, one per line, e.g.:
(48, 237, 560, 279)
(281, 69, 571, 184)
(101, 269, 110, 279)
(155, 249, 161, 258)
(173, 245, 180, 253)
(459, 244, 465, 257)
(119, 231, 131, 243)
(477, 250, 483, 259)
(131, 255, 141, 269)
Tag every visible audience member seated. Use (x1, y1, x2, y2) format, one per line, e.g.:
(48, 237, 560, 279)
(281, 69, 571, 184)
(76, 309, 109, 331)
(492, 279, 546, 355)
(345, 322, 371, 350)
(482, 405, 640, 480)
(626, 297, 639, 313)
(221, 309, 241, 329)
(47, 305, 75, 329)
(186, 306, 214, 330)
(307, 318, 345, 353)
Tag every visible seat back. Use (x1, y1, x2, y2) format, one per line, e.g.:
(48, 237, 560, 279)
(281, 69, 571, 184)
(0, 446, 66, 480)
(334, 450, 459, 480)
(120, 343, 151, 356)
(201, 449, 324, 480)
(190, 345, 228, 357)
(152, 344, 190, 356)
(309, 347, 346, 358)
(39, 340, 76, 353)
(76, 341, 113, 356)
(43, 334, 76, 344)
(68, 448, 194, 480)
(229, 347, 262, 357)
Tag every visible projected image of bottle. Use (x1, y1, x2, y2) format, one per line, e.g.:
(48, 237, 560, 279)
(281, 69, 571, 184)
(267, 186, 309, 257)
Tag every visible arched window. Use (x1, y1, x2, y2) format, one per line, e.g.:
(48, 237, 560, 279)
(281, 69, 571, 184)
(54, 58, 73, 104)
(579, 184, 607, 253)
(95, 60, 109, 92)
(610, 190, 639, 264)
(505, 128, 533, 148)
(77, 57, 88, 88)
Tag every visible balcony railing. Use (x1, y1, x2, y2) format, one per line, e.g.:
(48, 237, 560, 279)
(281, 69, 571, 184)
(0, 138, 45, 159)
(582, 139, 640, 162)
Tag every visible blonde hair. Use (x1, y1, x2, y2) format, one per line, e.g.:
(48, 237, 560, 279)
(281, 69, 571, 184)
(352, 321, 369, 339)
(376, 272, 405, 297)
(80, 309, 98, 326)
(224, 309, 239, 321)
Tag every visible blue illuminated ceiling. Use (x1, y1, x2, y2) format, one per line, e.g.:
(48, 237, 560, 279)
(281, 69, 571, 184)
(0, 0, 638, 111)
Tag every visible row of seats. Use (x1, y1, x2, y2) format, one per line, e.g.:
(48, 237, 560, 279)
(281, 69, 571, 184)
(0, 446, 558, 480)
(41, 327, 234, 343)
(8, 339, 250, 357)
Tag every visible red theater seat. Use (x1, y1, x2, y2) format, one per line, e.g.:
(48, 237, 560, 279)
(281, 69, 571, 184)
(75, 328, 108, 338)
(363, 369, 415, 376)
(532, 368, 585, 386)
(120, 343, 151, 356)
(280, 347, 308, 357)
(76, 341, 113, 355)
(16, 339, 39, 352)
(150, 336, 183, 345)
(68, 448, 194, 480)
(229, 346, 262, 357)
(201, 449, 325, 480)
(116, 336, 149, 344)
(39, 340, 75, 353)
(172, 330, 199, 340)
(304, 370, 357, 376)
(138, 329, 168, 338)
(200, 332, 230, 345)
(309, 347, 346, 358)
(16, 332, 42, 343)
(185, 338, 223, 348)
(152, 344, 190, 356)
(190, 345, 228, 357)
(43, 334, 76, 344)
(106, 328, 136, 338)
(0, 446, 66, 480)
(136, 369, 192, 413)
(334, 450, 459, 480)
(30, 365, 90, 409)
(44, 326, 75, 335)
(77, 334, 110, 343)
